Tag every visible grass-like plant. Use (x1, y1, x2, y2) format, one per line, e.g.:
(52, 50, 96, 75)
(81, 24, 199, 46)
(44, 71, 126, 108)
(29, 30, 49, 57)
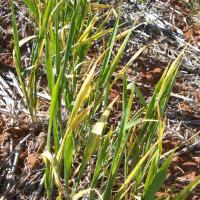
(10, 0, 200, 199)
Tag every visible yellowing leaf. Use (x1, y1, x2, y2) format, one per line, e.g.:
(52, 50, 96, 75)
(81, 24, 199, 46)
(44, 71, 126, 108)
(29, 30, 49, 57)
(42, 151, 64, 192)
(92, 96, 117, 135)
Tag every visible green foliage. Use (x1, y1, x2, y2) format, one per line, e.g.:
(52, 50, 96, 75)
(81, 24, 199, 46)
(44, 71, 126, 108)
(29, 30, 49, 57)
(174, 176, 200, 200)
(10, 0, 200, 199)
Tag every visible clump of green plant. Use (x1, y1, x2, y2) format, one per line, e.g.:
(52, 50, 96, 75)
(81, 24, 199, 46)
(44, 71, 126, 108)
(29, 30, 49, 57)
(11, 0, 200, 199)
(184, 0, 200, 14)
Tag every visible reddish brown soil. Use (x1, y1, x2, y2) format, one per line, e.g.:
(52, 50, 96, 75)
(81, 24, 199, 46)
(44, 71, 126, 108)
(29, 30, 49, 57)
(26, 153, 41, 170)
(137, 66, 164, 85)
(161, 137, 200, 200)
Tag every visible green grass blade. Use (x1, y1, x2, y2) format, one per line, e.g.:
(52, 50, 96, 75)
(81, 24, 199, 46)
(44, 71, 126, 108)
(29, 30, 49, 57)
(134, 84, 147, 109)
(91, 129, 113, 188)
(103, 81, 134, 199)
(22, 0, 39, 20)
(143, 149, 160, 196)
(103, 29, 132, 86)
(115, 142, 160, 200)
(99, 11, 120, 85)
(143, 152, 174, 200)
(64, 132, 73, 192)
(76, 98, 117, 186)
(174, 176, 200, 200)
(10, 0, 34, 119)
(45, 33, 54, 94)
